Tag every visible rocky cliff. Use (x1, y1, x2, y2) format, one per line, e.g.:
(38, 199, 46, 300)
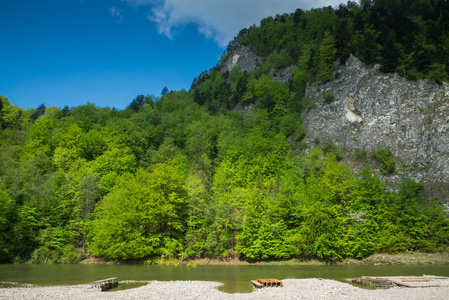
(221, 46, 294, 84)
(303, 55, 449, 203)
(221, 45, 262, 73)
(223, 46, 449, 203)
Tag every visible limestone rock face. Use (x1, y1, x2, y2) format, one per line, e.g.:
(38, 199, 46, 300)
(271, 65, 295, 84)
(221, 45, 261, 73)
(302, 55, 449, 202)
(221, 46, 294, 84)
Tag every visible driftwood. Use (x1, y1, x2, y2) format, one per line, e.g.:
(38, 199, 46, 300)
(353, 275, 448, 288)
(251, 280, 264, 288)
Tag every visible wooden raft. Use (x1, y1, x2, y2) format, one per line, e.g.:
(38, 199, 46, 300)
(251, 279, 283, 288)
(360, 275, 448, 288)
(93, 277, 119, 291)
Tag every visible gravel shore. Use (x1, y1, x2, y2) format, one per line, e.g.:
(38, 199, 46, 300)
(1, 278, 448, 300)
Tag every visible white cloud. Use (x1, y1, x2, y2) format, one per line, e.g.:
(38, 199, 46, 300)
(124, 0, 344, 47)
(109, 6, 124, 22)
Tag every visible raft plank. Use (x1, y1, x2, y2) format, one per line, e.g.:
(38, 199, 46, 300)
(251, 280, 264, 288)
(93, 277, 119, 292)
(94, 277, 118, 284)
(255, 279, 283, 287)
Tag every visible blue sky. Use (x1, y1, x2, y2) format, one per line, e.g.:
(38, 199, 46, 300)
(0, 0, 342, 110)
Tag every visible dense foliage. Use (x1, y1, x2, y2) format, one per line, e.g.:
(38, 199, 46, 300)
(234, 0, 449, 84)
(1, 1, 448, 263)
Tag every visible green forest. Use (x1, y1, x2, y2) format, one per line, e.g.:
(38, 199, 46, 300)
(1, 0, 449, 264)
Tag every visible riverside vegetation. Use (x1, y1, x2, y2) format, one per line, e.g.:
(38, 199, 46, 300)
(1, 0, 449, 264)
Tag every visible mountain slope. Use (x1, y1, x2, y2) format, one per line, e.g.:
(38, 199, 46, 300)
(1, 1, 449, 264)
(217, 0, 449, 203)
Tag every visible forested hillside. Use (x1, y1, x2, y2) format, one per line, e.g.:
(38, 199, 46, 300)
(1, 0, 449, 263)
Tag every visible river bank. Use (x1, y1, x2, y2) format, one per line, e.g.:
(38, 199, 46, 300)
(1, 278, 448, 299)
(343, 252, 449, 266)
(79, 251, 449, 266)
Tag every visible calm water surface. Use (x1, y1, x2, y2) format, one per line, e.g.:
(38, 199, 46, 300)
(1, 264, 448, 293)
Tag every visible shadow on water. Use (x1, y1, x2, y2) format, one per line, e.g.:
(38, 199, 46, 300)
(0, 264, 448, 293)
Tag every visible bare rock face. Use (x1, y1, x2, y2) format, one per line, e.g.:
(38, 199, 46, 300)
(302, 55, 449, 203)
(221, 45, 261, 73)
(270, 65, 295, 84)
(222, 46, 294, 83)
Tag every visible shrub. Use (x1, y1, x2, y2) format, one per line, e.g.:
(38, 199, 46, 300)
(372, 147, 396, 174)
(355, 147, 367, 161)
(322, 91, 335, 104)
(322, 140, 342, 161)
(300, 97, 316, 110)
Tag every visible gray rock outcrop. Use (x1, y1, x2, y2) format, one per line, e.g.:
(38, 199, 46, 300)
(302, 55, 449, 202)
(221, 46, 294, 84)
(221, 46, 261, 73)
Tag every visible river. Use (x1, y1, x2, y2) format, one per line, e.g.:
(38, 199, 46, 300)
(1, 264, 448, 293)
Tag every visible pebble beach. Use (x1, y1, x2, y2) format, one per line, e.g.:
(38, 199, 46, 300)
(1, 278, 449, 300)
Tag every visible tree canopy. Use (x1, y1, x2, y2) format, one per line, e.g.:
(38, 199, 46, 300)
(0, 1, 448, 263)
